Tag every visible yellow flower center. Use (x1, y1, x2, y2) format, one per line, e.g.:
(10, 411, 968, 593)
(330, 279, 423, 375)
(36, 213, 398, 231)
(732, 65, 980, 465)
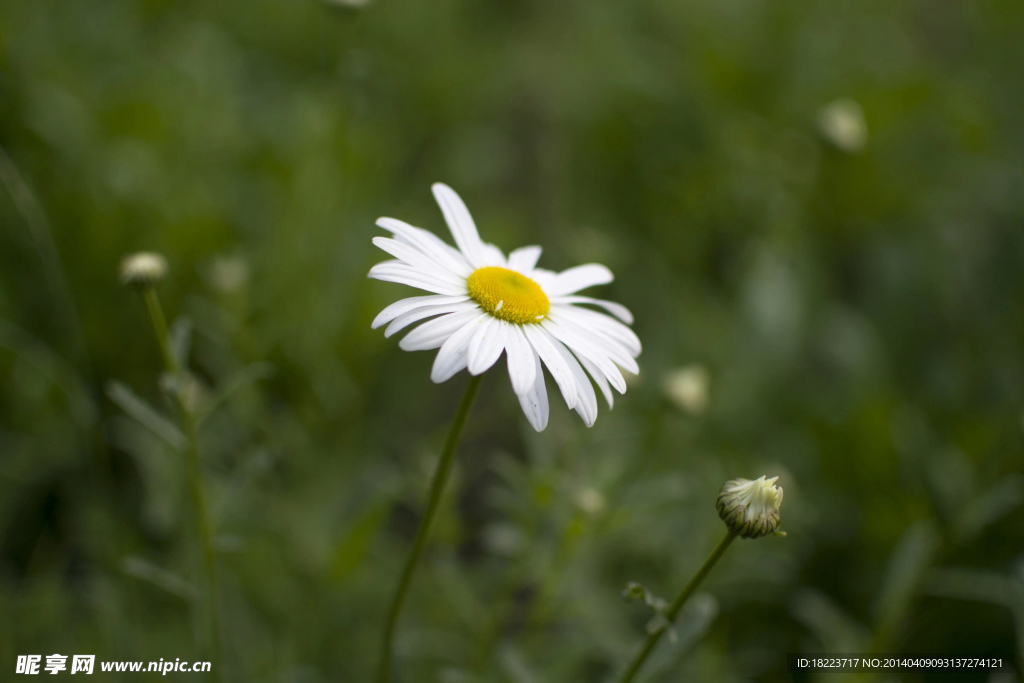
(467, 266, 550, 325)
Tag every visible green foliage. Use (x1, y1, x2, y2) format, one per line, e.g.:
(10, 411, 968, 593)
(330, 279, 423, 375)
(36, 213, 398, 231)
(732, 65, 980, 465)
(1, 0, 1023, 680)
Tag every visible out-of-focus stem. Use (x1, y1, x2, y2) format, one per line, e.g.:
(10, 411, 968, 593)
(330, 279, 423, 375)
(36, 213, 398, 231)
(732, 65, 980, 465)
(142, 289, 222, 680)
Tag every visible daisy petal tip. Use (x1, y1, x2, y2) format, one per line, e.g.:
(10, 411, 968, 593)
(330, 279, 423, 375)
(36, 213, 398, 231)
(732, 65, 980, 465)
(429, 369, 454, 384)
(430, 183, 458, 205)
(575, 404, 597, 428)
(522, 407, 547, 432)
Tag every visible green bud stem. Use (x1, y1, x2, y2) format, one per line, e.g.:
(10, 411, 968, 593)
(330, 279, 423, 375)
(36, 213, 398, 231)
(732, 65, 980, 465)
(616, 530, 738, 683)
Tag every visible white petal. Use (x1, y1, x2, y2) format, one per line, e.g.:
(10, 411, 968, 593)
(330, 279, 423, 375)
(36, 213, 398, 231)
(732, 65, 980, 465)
(432, 183, 487, 267)
(508, 246, 542, 273)
(431, 313, 488, 383)
(399, 309, 482, 351)
(553, 341, 598, 427)
(542, 319, 627, 393)
(372, 295, 470, 329)
(545, 263, 614, 296)
(550, 295, 634, 324)
(386, 301, 480, 338)
(481, 243, 508, 267)
(528, 267, 558, 291)
(578, 355, 614, 409)
(548, 310, 639, 375)
(523, 325, 577, 410)
(505, 324, 537, 395)
(517, 352, 549, 432)
(371, 236, 468, 282)
(563, 317, 637, 380)
(467, 316, 507, 376)
(368, 261, 468, 296)
(552, 306, 642, 357)
(377, 217, 473, 277)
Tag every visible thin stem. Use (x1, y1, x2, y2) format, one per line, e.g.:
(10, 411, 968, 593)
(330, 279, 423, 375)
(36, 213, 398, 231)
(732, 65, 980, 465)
(142, 289, 222, 679)
(377, 374, 484, 683)
(142, 290, 177, 373)
(616, 530, 738, 683)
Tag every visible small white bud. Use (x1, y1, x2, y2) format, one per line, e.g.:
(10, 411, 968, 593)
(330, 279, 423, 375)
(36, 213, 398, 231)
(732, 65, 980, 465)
(120, 252, 167, 289)
(716, 475, 784, 539)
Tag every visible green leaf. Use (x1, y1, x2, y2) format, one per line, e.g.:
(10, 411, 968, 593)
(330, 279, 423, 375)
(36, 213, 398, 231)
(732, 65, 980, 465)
(106, 380, 185, 449)
(0, 317, 98, 427)
(672, 593, 719, 650)
(792, 589, 869, 651)
(956, 474, 1024, 542)
(872, 520, 941, 644)
(328, 502, 390, 584)
(121, 556, 197, 601)
(643, 595, 719, 679)
(924, 567, 1017, 606)
(497, 644, 540, 683)
(645, 612, 671, 635)
(195, 362, 274, 427)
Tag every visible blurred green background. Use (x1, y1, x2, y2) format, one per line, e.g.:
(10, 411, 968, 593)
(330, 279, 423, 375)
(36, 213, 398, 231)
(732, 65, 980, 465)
(1, 0, 1023, 680)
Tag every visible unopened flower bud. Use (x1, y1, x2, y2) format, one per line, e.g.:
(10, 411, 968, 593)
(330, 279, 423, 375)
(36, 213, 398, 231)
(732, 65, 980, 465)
(120, 252, 167, 289)
(716, 475, 784, 539)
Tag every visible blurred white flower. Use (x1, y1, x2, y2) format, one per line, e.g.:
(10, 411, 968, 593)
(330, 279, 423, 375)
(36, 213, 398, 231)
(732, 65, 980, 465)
(817, 98, 868, 153)
(574, 487, 607, 516)
(119, 252, 167, 289)
(662, 365, 709, 414)
(369, 183, 641, 431)
(483, 523, 523, 556)
(208, 255, 249, 294)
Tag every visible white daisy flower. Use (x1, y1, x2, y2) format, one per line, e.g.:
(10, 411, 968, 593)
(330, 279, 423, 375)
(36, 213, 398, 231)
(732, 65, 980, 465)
(369, 183, 641, 431)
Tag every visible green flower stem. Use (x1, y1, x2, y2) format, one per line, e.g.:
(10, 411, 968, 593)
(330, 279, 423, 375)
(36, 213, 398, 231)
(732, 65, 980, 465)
(617, 530, 738, 683)
(142, 289, 178, 374)
(377, 374, 484, 683)
(142, 289, 222, 679)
